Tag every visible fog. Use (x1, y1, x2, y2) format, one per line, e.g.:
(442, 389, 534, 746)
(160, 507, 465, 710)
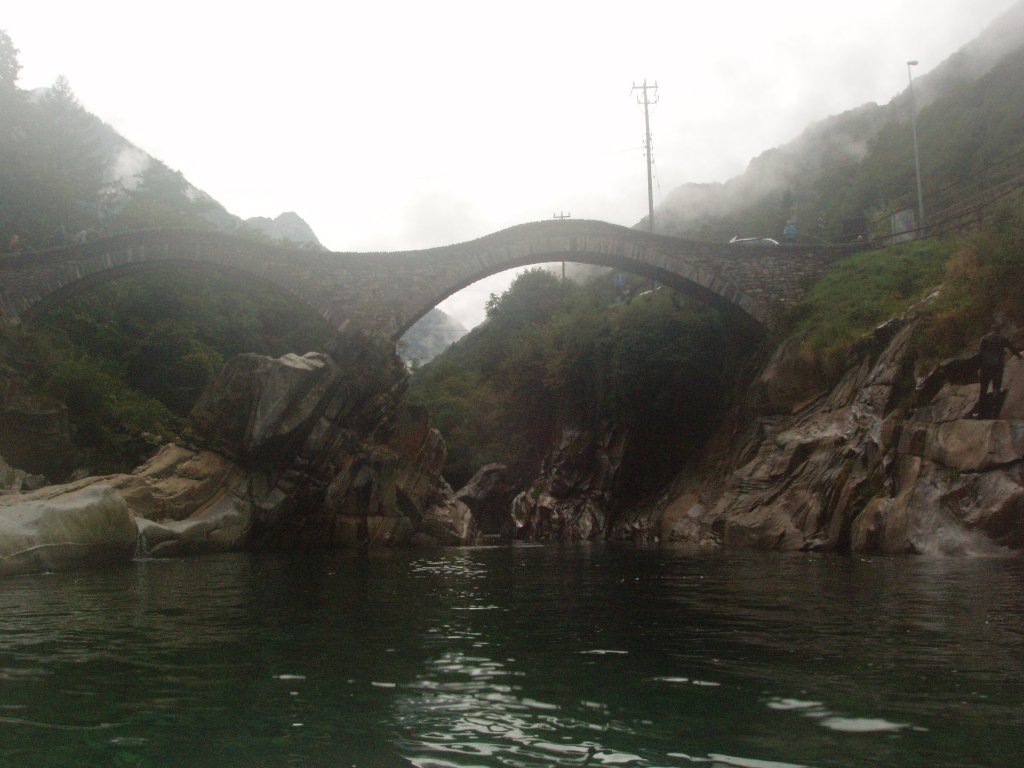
(5, 0, 1018, 327)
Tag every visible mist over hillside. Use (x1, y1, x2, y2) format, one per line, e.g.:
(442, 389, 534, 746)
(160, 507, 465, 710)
(0, 53, 321, 251)
(649, 1, 1024, 243)
(400, 308, 468, 368)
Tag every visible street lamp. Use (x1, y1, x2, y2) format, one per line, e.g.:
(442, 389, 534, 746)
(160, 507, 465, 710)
(907, 60, 925, 234)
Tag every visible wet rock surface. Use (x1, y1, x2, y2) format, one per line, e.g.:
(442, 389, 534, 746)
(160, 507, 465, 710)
(5, 309, 1024, 572)
(659, 319, 1024, 555)
(511, 424, 625, 541)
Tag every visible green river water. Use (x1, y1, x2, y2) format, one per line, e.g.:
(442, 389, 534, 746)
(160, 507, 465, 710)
(0, 545, 1022, 767)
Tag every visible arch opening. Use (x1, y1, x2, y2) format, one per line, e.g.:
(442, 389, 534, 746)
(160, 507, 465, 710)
(403, 259, 764, 514)
(393, 248, 767, 342)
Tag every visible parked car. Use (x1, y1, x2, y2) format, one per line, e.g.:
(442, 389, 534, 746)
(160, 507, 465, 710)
(728, 236, 781, 247)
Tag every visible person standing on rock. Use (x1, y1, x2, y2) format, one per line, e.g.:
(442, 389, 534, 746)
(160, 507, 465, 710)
(978, 323, 1020, 398)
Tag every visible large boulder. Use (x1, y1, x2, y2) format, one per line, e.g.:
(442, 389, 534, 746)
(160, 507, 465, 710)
(0, 483, 138, 576)
(417, 498, 479, 546)
(320, 405, 479, 547)
(189, 351, 342, 463)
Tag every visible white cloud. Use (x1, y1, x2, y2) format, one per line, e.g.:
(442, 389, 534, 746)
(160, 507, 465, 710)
(108, 146, 150, 191)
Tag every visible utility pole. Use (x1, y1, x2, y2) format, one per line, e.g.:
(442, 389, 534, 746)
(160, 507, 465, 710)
(906, 61, 926, 235)
(553, 212, 571, 280)
(632, 79, 658, 232)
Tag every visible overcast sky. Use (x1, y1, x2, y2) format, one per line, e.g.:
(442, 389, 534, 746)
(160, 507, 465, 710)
(5, 0, 1018, 327)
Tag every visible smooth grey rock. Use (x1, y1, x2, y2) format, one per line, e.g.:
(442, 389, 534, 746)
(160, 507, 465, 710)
(136, 489, 252, 557)
(0, 484, 138, 576)
(455, 463, 516, 536)
(663, 318, 1024, 555)
(924, 419, 1024, 471)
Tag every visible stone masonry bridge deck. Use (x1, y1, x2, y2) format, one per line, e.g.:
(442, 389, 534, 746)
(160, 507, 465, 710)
(0, 220, 838, 338)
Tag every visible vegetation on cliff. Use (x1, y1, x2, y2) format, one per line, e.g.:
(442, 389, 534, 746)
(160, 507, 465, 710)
(407, 269, 758, 493)
(4, 269, 337, 474)
(783, 195, 1024, 385)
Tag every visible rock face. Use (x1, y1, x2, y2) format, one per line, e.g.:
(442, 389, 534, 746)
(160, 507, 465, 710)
(184, 345, 479, 549)
(399, 308, 468, 368)
(190, 351, 342, 463)
(244, 211, 324, 249)
(319, 405, 480, 548)
(455, 464, 517, 537)
(0, 483, 138, 576)
(512, 425, 625, 541)
(658, 318, 1024, 555)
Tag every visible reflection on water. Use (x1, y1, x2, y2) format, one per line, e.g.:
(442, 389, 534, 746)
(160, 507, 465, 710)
(0, 546, 1022, 767)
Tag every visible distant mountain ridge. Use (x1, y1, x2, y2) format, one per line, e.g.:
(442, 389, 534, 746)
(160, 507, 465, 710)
(650, 1, 1024, 243)
(400, 308, 468, 368)
(244, 212, 324, 249)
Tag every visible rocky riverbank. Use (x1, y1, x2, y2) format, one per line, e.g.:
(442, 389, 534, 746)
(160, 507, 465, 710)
(0, 335, 480, 576)
(654, 316, 1024, 555)
(3, 311, 1023, 577)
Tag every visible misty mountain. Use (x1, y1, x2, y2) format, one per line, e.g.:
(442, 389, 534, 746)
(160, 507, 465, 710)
(650, 1, 1024, 243)
(0, 59, 322, 251)
(400, 308, 468, 368)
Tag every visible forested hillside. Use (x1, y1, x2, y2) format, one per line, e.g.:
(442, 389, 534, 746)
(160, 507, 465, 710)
(652, 2, 1024, 243)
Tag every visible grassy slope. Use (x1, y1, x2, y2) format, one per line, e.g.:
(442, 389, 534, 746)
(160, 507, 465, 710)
(782, 195, 1024, 384)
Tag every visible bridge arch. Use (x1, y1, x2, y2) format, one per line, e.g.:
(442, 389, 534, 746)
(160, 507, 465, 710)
(0, 229, 344, 330)
(383, 220, 838, 338)
(13, 254, 327, 331)
(394, 239, 765, 339)
(1, 221, 833, 340)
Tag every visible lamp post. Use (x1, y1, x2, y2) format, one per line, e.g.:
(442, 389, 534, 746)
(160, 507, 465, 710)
(907, 60, 925, 234)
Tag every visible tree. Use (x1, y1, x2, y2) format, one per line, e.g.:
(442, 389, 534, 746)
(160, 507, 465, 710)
(0, 28, 19, 93)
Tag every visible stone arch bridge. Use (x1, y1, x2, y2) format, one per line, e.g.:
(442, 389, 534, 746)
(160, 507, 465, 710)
(0, 220, 838, 339)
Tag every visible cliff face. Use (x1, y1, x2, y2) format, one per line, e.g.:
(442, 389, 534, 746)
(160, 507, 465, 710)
(655, 318, 1024, 555)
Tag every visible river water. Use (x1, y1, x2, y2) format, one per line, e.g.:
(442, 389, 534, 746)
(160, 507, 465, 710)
(1, 545, 1022, 768)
